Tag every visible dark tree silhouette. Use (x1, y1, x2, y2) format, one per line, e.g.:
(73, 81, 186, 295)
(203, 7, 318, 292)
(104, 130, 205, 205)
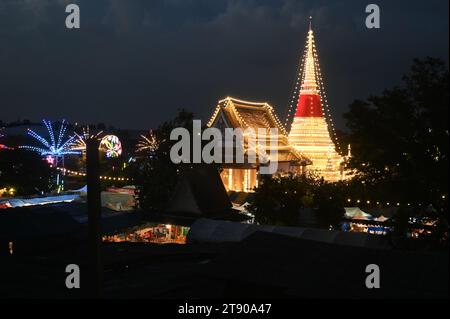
(0, 149, 53, 196)
(343, 58, 449, 209)
(132, 109, 194, 212)
(250, 174, 345, 228)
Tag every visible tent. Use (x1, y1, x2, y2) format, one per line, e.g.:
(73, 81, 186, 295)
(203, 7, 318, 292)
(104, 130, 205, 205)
(365, 207, 398, 219)
(187, 218, 390, 249)
(71, 185, 87, 195)
(101, 191, 135, 212)
(167, 165, 233, 216)
(0, 194, 79, 209)
(375, 215, 389, 222)
(344, 207, 373, 220)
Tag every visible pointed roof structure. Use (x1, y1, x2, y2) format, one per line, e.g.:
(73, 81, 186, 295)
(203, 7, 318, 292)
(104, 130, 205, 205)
(167, 165, 233, 216)
(208, 97, 288, 135)
(295, 20, 323, 118)
(208, 97, 311, 165)
(287, 20, 346, 181)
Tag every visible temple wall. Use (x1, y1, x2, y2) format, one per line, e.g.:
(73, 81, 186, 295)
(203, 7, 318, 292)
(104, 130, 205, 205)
(220, 168, 258, 193)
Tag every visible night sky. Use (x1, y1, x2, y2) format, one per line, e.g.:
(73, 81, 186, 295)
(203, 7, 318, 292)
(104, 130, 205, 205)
(0, 0, 448, 130)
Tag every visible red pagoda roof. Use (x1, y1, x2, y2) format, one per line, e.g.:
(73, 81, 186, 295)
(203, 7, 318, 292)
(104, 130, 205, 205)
(295, 94, 323, 118)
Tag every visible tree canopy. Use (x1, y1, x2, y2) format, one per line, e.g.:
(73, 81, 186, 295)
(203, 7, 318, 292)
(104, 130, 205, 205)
(132, 109, 194, 212)
(343, 57, 449, 209)
(0, 149, 53, 196)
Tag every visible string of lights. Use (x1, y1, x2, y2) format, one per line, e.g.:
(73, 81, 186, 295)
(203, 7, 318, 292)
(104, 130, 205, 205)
(57, 167, 132, 182)
(208, 97, 288, 136)
(284, 46, 307, 131)
(311, 39, 342, 154)
(287, 21, 347, 181)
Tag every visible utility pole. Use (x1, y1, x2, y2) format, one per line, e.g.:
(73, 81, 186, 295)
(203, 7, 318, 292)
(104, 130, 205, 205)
(86, 138, 102, 298)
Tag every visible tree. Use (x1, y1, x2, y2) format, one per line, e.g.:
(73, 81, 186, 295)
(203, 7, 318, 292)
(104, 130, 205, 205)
(313, 180, 346, 229)
(250, 174, 345, 228)
(132, 109, 194, 212)
(250, 174, 309, 226)
(343, 58, 449, 209)
(0, 149, 53, 196)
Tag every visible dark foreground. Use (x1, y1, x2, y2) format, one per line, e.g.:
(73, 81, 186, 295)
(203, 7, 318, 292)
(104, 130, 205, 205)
(1, 231, 448, 299)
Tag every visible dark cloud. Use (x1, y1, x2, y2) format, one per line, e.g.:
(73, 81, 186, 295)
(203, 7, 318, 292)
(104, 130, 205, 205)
(0, 0, 448, 129)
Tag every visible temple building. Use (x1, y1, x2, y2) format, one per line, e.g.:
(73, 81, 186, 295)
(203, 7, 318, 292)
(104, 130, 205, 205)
(207, 97, 311, 192)
(287, 22, 347, 182)
(207, 22, 349, 191)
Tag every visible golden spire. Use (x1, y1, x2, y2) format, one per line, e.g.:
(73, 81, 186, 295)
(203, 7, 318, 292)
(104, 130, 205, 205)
(301, 18, 318, 94)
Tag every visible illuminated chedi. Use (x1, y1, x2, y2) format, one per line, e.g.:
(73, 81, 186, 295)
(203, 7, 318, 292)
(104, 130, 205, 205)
(288, 22, 346, 181)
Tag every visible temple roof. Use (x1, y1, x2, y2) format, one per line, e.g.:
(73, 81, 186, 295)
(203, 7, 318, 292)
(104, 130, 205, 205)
(208, 97, 310, 164)
(208, 97, 286, 132)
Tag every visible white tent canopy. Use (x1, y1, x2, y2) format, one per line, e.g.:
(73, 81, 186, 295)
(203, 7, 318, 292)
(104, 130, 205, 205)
(344, 207, 373, 220)
(187, 218, 390, 249)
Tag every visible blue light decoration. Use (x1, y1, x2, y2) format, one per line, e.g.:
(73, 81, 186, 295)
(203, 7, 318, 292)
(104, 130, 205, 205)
(20, 119, 80, 193)
(20, 119, 80, 160)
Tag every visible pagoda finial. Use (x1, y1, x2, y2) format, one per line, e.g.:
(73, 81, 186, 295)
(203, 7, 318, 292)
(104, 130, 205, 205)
(309, 16, 312, 31)
(300, 18, 318, 94)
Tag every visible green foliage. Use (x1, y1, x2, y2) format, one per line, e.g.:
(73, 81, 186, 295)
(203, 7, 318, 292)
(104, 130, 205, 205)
(132, 109, 194, 212)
